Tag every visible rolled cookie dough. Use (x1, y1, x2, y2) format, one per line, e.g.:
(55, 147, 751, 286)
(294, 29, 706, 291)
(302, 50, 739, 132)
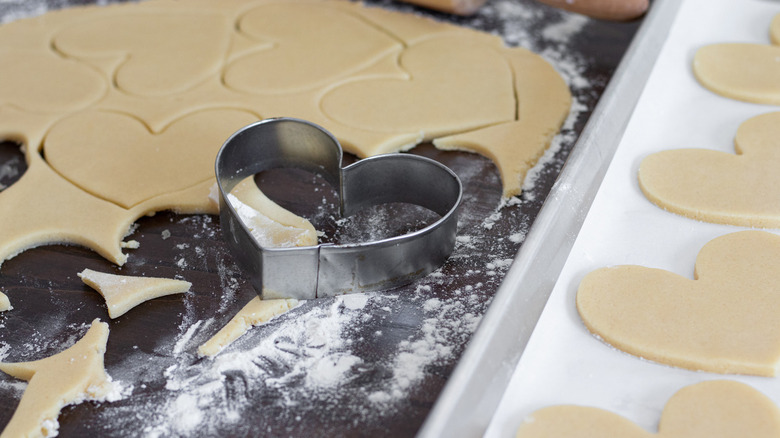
(0, 0, 570, 266)
(577, 230, 780, 376)
(198, 297, 299, 357)
(78, 268, 191, 318)
(639, 111, 780, 228)
(693, 13, 780, 104)
(0, 319, 119, 438)
(515, 380, 780, 438)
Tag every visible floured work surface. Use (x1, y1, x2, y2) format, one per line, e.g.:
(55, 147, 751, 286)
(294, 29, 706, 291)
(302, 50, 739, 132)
(0, 0, 639, 436)
(487, 0, 780, 436)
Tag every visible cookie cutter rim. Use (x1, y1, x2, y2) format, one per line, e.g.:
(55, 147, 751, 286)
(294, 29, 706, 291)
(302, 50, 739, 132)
(215, 117, 463, 300)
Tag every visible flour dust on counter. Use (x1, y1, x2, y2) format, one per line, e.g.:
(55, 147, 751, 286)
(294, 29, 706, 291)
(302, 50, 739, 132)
(0, 0, 614, 435)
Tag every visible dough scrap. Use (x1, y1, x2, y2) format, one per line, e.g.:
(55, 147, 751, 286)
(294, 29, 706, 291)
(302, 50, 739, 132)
(222, 177, 319, 248)
(0, 319, 119, 438)
(0, 291, 10, 312)
(638, 111, 780, 228)
(197, 297, 299, 357)
(693, 14, 780, 104)
(515, 380, 780, 438)
(0, 0, 570, 266)
(435, 46, 572, 197)
(78, 268, 191, 318)
(577, 230, 780, 376)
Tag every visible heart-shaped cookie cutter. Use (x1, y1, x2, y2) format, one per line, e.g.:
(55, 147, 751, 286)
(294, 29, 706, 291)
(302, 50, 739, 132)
(215, 118, 462, 300)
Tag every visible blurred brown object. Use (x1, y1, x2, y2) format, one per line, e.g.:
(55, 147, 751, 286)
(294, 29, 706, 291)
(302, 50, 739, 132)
(394, 0, 488, 15)
(536, 0, 649, 21)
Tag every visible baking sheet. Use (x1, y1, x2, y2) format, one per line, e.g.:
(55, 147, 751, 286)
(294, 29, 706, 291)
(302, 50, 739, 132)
(0, 1, 640, 436)
(485, 0, 780, 435)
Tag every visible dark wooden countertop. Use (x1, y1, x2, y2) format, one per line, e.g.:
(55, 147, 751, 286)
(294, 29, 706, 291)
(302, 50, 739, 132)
(0, 1, 641, 436)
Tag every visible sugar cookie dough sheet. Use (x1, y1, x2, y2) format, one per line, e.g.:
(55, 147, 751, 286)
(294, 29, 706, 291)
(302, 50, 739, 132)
(485, 0, 780, 435)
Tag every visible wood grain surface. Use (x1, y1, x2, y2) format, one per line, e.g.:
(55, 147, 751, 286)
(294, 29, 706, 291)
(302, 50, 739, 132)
(0, 1, 641, 436)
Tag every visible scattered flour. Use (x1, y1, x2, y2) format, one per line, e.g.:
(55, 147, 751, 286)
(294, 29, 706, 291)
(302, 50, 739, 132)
(0, 0, 596, 435)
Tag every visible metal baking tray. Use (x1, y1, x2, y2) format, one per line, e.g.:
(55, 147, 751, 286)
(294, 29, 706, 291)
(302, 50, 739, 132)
(423, 0, 780, 435)
(419, 0, 682, 435)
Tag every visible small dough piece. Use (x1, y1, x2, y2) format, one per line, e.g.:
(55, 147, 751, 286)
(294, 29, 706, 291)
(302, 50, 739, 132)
(693, 43, 780, 105)
(197, 297, 298, 357)
(225, 177, 318, 248)
(78, 268, 191, 318)
(639, 111, 780, 228)
(516, 380, 780, 438)
(577, 230, 780, 376)
(0, 319, 118, 438)
(0, 291, 10, 312)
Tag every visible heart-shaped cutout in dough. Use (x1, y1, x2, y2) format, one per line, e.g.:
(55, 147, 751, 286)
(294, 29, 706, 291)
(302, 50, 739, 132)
(639, 111, 780, 228)
(224, 3, 400, 95)
(516, 380, 780, 438)
(44, 109, 258, 209)
(577, 230, 780, 376)
(320, 35, 515, 137)
(0, 51, 106, 112)
(53, 12, 230, 97)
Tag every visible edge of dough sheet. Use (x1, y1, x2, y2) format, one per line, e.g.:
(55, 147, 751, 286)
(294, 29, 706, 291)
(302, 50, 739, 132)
(417, 0, 681, 436)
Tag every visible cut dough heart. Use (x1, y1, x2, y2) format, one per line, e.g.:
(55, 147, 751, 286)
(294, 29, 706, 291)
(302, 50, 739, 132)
(577, 230, 780, 376)
(321, 35, 515, 138)
(0, 319, 119, 438)
(693, 14, 780, 105)
(694, 44, 780, 105)
(515, 380, 780, 438)
(53, 12, 231, 97)
(44, 109, 258, 209)
(224, 3, 401, 95)
(639, 111, 780, 227)
(0, 50, 106, 113)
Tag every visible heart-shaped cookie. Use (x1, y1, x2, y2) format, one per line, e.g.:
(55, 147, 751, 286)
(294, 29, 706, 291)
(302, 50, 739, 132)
(694, 43, 780, 105)
(577, 230, 780, 376)
(53, 12, 230, 97)
(44, 109, 258, 209)
(224, 3, 401, 95)
(516, 380, 780, 438)
(0, 50, 106, 112)
(320, 35, 515, 136)
(639, 111, 780, 228)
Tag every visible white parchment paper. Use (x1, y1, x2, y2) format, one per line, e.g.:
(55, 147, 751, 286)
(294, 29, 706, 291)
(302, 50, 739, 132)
(485, 0, 780, 435)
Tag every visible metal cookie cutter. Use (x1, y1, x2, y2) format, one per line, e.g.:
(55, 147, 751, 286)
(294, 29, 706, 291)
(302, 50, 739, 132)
(215, 118, 462, 300)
